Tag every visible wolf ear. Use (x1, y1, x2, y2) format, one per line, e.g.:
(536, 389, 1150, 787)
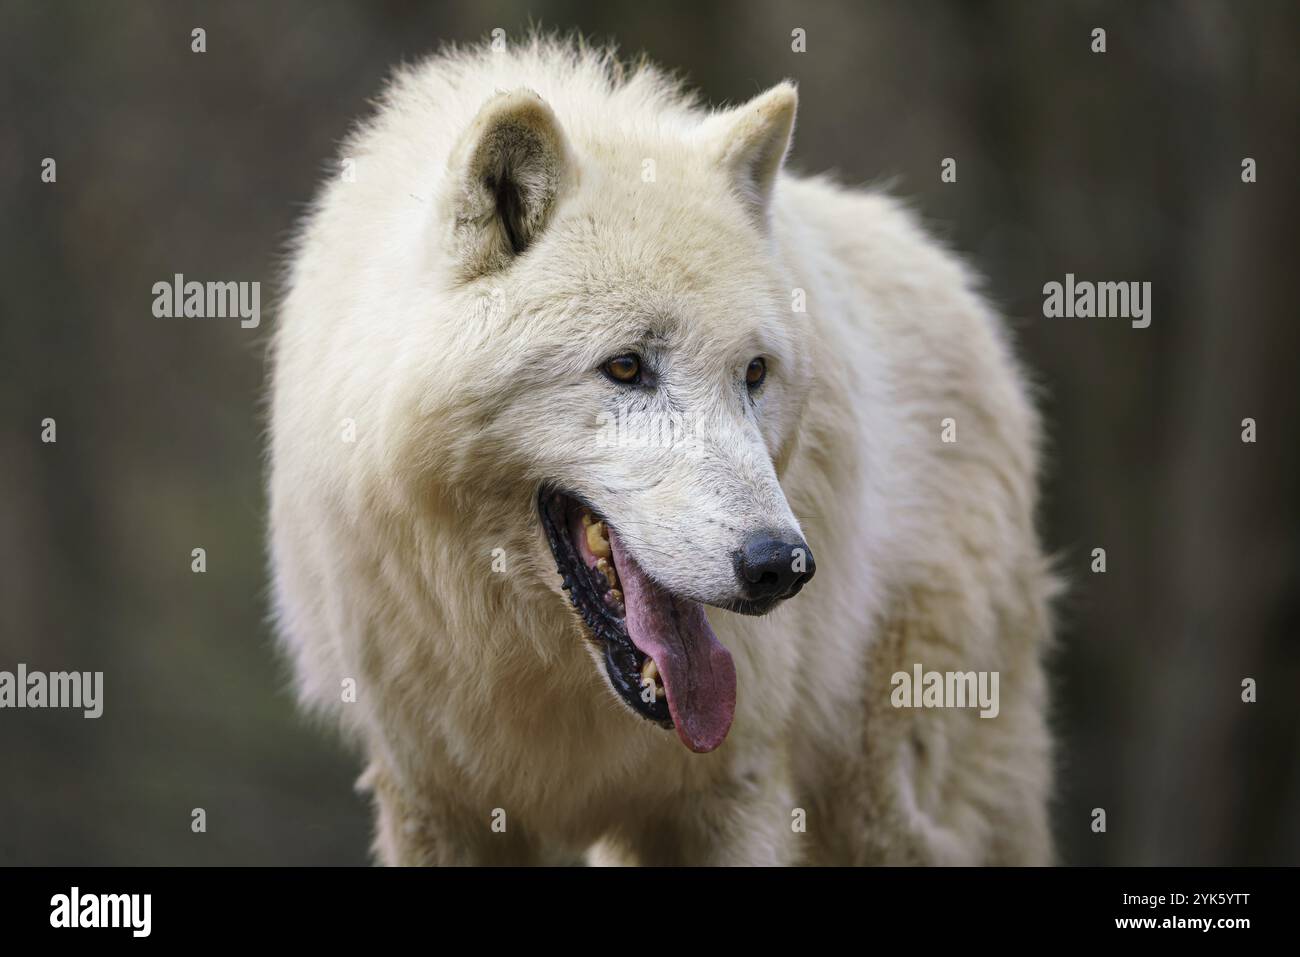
(443, 89, 572, 279)
(701, 82, 797, 227)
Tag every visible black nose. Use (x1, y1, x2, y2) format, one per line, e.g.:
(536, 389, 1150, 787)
(733, 531, 816, 603)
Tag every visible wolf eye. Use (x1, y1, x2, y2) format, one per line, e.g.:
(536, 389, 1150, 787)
(745, 357, 767, 390)
(603, 354, 642, 384)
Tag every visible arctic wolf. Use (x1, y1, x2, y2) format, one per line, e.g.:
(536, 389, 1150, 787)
(268, 36, 1055, 865)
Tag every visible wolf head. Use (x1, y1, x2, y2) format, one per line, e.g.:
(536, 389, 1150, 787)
(376, 79, 817, 751)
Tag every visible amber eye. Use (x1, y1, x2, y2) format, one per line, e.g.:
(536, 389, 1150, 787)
(603, 354, 641, 384)
(745, 357, 767, 390)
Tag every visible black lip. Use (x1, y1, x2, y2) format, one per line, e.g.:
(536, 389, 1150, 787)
(537, 486, 671, 728)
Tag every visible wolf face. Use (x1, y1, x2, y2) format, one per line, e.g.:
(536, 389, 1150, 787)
(424, 84, 818, 751)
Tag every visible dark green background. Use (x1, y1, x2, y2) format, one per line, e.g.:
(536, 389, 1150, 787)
(2, 0, 1297, 865)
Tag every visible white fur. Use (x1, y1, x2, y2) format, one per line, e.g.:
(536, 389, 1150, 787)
(268, 36, 1055, 865)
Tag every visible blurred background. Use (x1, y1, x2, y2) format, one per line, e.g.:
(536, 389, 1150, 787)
(1, 0, 1297, 865)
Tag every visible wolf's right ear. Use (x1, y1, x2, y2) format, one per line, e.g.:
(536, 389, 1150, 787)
(442, 89, 573, 280)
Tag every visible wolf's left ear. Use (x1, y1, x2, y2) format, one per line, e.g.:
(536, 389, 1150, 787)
(701, 82, 797, 227)
(443, 89, 573, 279)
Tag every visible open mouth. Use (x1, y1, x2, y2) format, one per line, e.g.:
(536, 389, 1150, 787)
(538, 487, 738, 753)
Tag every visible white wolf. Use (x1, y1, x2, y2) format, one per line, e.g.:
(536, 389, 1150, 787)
(268, 36, 1055, 865)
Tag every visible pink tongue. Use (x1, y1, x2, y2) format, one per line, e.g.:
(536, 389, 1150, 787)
(609, 533, 736, 752)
